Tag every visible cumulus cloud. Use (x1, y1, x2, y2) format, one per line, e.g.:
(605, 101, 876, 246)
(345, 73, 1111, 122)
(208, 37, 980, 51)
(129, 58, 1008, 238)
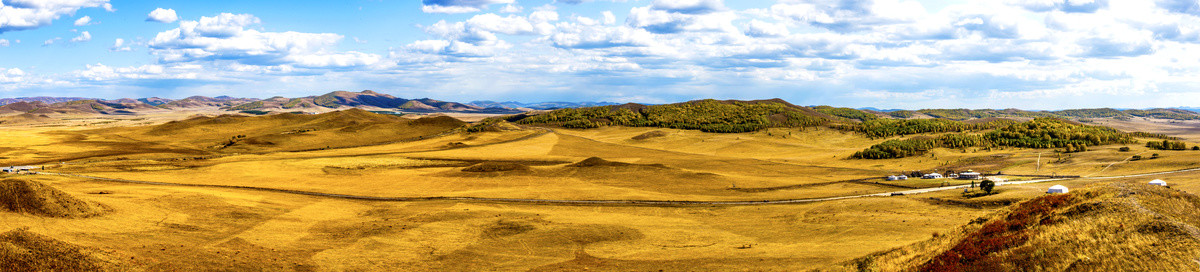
(0, 39, 8, 47)
(745, 19, 789, 37)
(0, 68, 27, 84)
(110, 38, 132, 51)
(74, 16, 91, 26)
(1013, 0, 1109, 13)
(651, 0, 726, 14)
(550, 23, 654, 49)
(421, 0, 514, 14)
(626, 5, 738, 34)
(0, 0, 111, 33)
(70, 31, 91, 42)
(148, 13, 381, 68)
(771, 0, 926, 32)
(147, 8, 178, 23)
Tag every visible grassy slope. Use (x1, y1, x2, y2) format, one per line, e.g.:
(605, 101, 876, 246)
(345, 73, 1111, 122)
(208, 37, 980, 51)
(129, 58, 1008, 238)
(839, 180, 1200, 271)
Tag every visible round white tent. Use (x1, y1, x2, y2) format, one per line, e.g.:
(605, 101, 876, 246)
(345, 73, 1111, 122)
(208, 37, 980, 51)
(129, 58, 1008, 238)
(1047, 185, 1069, 194)
(1150, 179, 1167, 186)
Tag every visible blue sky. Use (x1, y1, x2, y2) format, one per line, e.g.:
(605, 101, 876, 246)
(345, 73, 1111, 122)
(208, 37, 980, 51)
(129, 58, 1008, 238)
(2, 0, 1200, 109)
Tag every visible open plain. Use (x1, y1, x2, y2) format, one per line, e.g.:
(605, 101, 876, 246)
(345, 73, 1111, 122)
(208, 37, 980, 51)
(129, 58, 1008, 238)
(5, 107, 1200, 271)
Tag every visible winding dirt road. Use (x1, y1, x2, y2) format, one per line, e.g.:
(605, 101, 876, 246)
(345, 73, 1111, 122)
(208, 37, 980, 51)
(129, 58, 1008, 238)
(32, 167, 1200, 206)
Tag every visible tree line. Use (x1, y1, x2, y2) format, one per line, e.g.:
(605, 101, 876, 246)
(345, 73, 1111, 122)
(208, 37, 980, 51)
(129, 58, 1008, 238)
(853, 118, 1136, 159)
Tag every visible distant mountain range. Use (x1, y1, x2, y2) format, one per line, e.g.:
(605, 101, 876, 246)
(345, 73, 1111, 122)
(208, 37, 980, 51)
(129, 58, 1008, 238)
(467, 101, 620, 110)
(0, 91, 628, 116)
(4, 92, 1200, 122)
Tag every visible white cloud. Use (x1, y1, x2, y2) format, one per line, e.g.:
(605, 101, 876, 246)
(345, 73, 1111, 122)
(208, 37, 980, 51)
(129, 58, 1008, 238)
(499, 3, 522, 13)
(0, 0, 110, 33)
(147, 8, 178, 23)
(771, 0, 927, 32)
(651, 0, 726, 14)
(42, 37, 61, 46)
(421, 0, 514, 14)
(745, 19, 789, 37)
(627, 5, 739, 34)
(602, 11, 617, 24)
(110, 38, 131, 51)
(0, 39, 8, 47)
(73, 15, 91, 26)
(148, 13, 380, 69)
(103, 3, 114, 12)
(70, 31, 91, 42)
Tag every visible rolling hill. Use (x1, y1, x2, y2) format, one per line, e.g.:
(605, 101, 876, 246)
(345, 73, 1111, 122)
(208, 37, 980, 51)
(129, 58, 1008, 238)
(100, 108, 468, 153)
(847, 181, 1200, 271)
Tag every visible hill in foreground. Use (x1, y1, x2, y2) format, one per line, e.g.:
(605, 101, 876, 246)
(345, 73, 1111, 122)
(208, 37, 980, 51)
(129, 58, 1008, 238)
(0, 179, 104, 218)
(0, 228, 122, 271)
(843, 181, 1200, 271)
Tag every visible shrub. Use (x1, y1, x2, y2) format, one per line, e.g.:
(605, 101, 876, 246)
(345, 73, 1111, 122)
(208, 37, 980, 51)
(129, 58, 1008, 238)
(1119, 146, 1131, 152)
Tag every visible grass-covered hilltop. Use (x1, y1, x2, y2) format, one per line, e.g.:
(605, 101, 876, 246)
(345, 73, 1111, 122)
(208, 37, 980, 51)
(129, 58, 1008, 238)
(504, 98, 1194, 159)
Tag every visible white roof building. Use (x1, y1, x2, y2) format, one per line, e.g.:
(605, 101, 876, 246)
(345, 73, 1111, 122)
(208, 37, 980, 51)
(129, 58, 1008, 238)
(1150, 179, 1167, 186)
(922, 173, 943, 179)
(1047, 185, 1069, 194)
(958, 171, 982, 179)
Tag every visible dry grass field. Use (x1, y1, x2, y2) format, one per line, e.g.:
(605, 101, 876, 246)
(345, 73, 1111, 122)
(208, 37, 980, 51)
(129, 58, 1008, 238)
(5, 110, 1200, 271)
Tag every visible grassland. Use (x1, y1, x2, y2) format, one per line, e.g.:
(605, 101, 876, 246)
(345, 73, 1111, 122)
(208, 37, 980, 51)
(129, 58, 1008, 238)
(4, 109, 1200, 270)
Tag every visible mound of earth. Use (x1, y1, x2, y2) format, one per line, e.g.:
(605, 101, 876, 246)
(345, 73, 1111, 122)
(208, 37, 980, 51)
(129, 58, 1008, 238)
(566, 157, 628, 167)
(848, 181, 1200, 271)
(462, 162, 532, 172)
(0, 228, 120, 271)
(0, 179, 104, 218)
(566, 157, 665, 168)
(630, 131, 668, 140)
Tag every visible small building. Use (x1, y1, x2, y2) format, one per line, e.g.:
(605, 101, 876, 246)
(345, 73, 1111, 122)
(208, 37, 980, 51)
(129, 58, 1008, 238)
(886, 175, 908, 181)
(947, 173, 960, 179)
(958, 171, 982, 180)
(922, 173, 943, 179)
(1047, 185, 1069, 194)
(1150, 179, 1167, 186)
(1, 166, 36, 173)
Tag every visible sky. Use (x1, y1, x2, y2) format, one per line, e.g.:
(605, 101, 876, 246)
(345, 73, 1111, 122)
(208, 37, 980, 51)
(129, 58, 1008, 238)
(1, 0, 1200, 109)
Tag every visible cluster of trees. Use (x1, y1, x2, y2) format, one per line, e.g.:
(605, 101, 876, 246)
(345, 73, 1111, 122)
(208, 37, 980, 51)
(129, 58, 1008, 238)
(916, 109, 1052, 121)
(851, 137, 938, 159)
(888, 110, 916, 118)
(1125, 109, 1200, 120)
(513, 100, 827, 133)
(846, 119, 1013, 139)
(1049, 108, 1127, 119)
(982, 118, 1134, 149)
(811, 106, 878, 121)
(852, 134, 986, 159)
(853, 118, 1137, 159)
(1146, 140, 1190, 150)
(1129, 131, 1179, 140)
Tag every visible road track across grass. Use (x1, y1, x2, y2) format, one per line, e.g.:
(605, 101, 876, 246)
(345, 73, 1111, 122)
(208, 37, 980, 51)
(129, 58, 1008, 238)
(31, 167, 1200, 206)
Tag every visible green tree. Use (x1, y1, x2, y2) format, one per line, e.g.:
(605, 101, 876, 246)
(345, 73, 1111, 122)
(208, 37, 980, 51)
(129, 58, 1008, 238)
(980, 179, 995, 194)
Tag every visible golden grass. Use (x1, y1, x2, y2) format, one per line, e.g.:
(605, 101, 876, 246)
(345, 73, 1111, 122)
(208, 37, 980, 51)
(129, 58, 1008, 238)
(5, 115, 1200, 270)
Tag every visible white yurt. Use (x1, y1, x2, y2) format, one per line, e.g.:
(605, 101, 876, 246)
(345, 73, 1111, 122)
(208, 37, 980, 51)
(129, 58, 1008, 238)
(1150, 179, 1167, 186)
(1047, 185, 1069, 194)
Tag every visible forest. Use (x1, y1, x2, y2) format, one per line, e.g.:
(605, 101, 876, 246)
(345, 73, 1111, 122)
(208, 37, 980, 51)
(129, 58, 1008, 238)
(853, 118, 1137, 159)
(510, 99, 827, 133)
